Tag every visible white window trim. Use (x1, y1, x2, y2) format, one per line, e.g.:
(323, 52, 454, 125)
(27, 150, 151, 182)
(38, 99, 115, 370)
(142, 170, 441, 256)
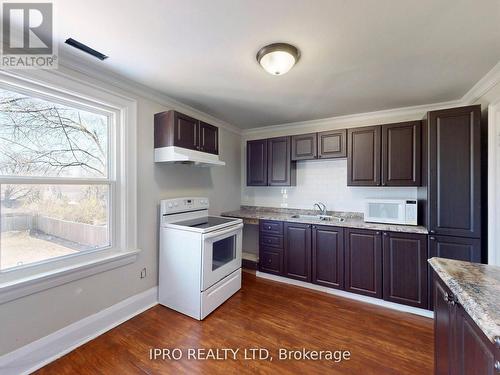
(0, 69, 139, 304)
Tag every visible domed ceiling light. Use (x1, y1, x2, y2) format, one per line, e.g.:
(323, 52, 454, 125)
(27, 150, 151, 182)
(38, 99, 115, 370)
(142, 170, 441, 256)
(256, 43, 300, 76)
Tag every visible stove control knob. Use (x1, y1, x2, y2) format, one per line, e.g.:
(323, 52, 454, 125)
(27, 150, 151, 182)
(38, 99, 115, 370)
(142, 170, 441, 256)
(167, 203, 173, 208)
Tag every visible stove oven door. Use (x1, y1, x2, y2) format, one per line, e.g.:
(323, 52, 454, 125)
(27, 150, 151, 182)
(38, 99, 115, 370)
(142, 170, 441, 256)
(201, 223, 243, 290)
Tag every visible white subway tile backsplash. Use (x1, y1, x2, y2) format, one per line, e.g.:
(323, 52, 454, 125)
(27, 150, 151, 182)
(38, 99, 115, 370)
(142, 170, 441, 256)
(242, 159, 417, 213)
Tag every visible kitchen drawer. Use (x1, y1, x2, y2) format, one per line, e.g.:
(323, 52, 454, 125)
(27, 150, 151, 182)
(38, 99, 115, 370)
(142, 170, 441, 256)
(260, 220, 284, 235)
(260, 234, 284, 249)
(259, 248, 283, 275)
(201, 268, 241, 320)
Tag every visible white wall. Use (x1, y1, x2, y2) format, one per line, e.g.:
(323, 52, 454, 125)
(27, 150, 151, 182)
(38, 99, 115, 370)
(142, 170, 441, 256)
(474, 74, 500, 265)
(242, 159, 417, 212)
(0, 67, 241, 356)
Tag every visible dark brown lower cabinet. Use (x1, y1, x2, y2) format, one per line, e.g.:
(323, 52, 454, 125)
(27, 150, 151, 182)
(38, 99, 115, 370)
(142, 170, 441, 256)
(434, 276, 454, 375)
(259, 247, 283, 275)
(434, 274, 500, 375)
(312, 225, 344, 289)
(259, 220, 284, 275)
(383, 232, 428, 309)
(345, 228, 382, 298)
(284, 222, 311, 282)
(456, 304, 498, 375)
(258, 220, 430, 310)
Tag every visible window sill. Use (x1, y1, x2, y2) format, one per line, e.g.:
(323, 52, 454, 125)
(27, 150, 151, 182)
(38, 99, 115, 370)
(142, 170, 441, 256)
(0, 250, 140, 304)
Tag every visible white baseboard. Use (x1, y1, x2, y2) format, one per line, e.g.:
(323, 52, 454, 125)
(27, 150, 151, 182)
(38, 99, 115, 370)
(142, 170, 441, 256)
(256, 272, 433, 319)
(0, 287, 158, 375)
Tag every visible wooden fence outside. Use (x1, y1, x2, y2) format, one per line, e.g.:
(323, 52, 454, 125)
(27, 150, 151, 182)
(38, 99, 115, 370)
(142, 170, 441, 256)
(1, 214, 108, 247)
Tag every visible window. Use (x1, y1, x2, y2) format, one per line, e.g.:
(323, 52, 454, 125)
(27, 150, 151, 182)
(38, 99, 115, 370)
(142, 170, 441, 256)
(0, 86, 113, 271)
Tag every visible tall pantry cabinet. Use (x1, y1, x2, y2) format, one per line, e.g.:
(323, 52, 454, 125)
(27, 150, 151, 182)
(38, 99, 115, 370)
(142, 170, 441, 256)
(420, 105, 483, 307)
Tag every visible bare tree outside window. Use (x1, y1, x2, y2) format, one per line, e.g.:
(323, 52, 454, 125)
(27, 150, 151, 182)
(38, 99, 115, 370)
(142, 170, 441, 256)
(0, 88, 111, 270)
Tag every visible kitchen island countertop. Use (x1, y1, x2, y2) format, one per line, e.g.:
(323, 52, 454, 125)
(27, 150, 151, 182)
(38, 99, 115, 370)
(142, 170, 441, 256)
(429, 257, 500, 344)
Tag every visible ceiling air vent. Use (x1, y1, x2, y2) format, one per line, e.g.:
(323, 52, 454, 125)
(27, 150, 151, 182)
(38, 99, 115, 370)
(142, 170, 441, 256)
(65, 38, 108, 60)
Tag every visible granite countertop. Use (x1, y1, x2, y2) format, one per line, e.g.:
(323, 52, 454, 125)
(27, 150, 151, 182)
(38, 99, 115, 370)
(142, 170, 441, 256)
(221, 206, 428, 234)
(429, 257, 500, 343)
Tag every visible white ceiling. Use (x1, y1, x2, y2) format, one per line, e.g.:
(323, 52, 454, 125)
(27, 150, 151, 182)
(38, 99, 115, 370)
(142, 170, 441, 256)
(56, 0, 500, 128)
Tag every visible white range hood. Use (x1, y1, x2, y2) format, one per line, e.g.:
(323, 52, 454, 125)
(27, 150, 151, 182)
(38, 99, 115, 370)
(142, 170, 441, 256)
(154, 146, 225, 167)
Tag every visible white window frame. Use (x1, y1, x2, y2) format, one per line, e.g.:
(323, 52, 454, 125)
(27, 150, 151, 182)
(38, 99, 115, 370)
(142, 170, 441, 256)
(0, 70, 138, 304)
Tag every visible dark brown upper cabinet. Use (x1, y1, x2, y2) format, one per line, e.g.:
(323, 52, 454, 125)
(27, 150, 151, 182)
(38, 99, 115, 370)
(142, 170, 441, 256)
(247, 137, 296, 186)
(348, 122, 422, 187)
(347, 126, 381, 186)
(247, 139, 268, 186)
(318, 129, 347, 159)
(427, 105, 481, 238)
(284, 222, 311, 282)
(268, 137, 296, 186)
(199, 121, 219, 154)
(291, 133, 317, 160)
(291, 130, 347, 161)
(154, 110, 219, 154)
(381, 121, 421, 186)
(312, 225, 344, 290)
(382, 232, 427, 309)
(345, 228, 383, 298)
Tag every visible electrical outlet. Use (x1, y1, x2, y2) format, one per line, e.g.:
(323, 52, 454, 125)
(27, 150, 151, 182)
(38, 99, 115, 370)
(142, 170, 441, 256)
(140, 268, 147, 279)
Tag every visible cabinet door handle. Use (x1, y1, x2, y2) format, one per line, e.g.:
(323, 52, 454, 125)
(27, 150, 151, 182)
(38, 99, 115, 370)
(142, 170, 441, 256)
(442, 291, 456, 305)
(443, 291, 450, 303)
(494, 360, 500, 373)
(429, 236, 435, 241)
(495, 336, 500, 348)
(429, 230, 435, 234)
(376, 231, 380, 235)
(383, 232, 388, 236)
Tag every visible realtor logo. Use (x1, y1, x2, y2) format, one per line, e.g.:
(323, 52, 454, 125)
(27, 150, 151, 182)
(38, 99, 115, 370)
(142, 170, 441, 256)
(1, 2, 57, 68)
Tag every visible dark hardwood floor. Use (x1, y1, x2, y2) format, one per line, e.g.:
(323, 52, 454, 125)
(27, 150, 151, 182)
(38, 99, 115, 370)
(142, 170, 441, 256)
(36, 271, 433, 374)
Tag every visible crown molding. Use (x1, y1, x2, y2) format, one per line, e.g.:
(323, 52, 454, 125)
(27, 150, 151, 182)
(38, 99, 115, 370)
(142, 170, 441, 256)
(56, 51, 242, 135)
(461, 61, 500, 104)
(243, 59, 500, 137)
(242, 99, 463, 136)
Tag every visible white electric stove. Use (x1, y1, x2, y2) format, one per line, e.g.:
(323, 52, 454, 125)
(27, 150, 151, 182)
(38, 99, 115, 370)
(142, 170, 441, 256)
(158, 197, 243, 320)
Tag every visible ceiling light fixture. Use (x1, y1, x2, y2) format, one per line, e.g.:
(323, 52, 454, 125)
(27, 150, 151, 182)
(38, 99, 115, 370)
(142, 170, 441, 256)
(256, 43, 300, 76)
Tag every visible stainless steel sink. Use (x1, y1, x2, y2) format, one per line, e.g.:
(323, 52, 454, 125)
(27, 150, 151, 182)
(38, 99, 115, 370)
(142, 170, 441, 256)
(291, 214, 345, 222)
(291, 214, 319, 220)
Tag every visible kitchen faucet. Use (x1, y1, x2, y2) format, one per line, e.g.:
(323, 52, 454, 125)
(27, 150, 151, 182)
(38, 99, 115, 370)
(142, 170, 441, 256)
(314, 202, 327, 216)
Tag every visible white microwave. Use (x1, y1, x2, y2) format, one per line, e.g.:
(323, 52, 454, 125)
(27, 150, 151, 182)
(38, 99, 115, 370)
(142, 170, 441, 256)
(364, 199, 418, 226)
